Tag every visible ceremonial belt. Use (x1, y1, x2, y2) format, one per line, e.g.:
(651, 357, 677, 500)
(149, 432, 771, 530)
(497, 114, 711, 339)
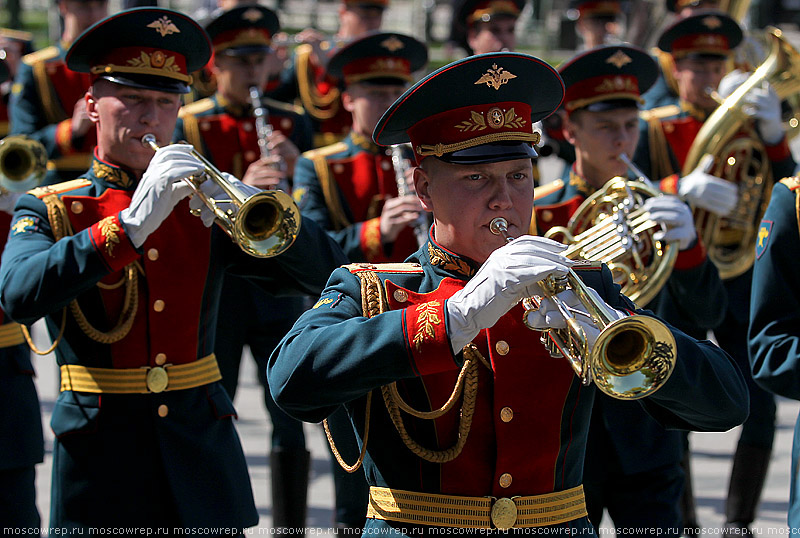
(0, 322, 25, 348)
(59, 354, 221, 394)
(367, 484, 587, 530)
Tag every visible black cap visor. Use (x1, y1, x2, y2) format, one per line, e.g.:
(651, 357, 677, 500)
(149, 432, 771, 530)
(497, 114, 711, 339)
(437, 141, 538, 164)
(99, 73, 190, 94)
(582, 98, 640, 113)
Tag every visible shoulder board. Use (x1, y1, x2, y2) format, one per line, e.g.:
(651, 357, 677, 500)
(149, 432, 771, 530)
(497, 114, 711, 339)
(262, 96, 306, 116)
(779, 176, 800, 191)
(533, 179, 565, 201)
(179, 97, 214, 118)
(302, 141, 349, 160)
(571, 260, 604, 271)
(29, 178, 92, 199)
(640, 105, 681, 122)
(344, 262, 424, 274)
(21, 46, 59, 66)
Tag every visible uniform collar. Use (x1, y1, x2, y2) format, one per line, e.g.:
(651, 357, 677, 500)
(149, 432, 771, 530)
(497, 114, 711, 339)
(424, 229, 480, 279)
(679, 99, 710, 121)
(216, 92, 252, 118)
(350, 131, 383, 154)
(90, 150, 136, 190)
(568, 166, 600, 197)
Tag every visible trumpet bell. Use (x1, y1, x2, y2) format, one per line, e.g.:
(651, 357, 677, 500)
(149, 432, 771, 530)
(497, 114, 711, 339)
(233, 190, 301, 258)
(591, 315, 676, 400)
(0, 135, 47, 192)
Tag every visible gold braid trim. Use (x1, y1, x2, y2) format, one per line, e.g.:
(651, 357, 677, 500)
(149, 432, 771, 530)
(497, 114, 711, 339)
(33, 58, 67, 125)
(296, 44, 340, 121)
(313, 153, 351, 231)
(324, 267, 489, 469)
(26, 192, 140, 352)
(647, 117, 676, 181)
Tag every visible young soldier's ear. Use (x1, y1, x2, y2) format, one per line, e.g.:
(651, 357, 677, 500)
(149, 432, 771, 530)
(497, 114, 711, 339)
(562, 114, 578, 146)
(86, 91, 100, 124)
(413, 165, 434, 212)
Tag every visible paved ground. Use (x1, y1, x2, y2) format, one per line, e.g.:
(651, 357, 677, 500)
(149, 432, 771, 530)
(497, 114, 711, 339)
(28, 320, 799, 535)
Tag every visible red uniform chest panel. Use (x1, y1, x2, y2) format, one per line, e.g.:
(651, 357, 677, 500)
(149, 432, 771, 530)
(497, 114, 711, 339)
(536, 196, 584, 233)
(197, 113, 296, 176)
(62, 191, 211, 368)
(330, 152, 396, 221)
(0, 100, 9, 136)
(387, 278, 576, 496)
(662, 116, 703, 169)
(47, 62, 91, 115)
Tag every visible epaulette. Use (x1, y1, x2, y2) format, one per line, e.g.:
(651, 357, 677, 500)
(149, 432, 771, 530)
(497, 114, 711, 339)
(21, 46, 59, 66)
(639, 105, 681, 122)
(779, 176, 800, 191)
(533, 179, 565, 201)
(179, 97, 214, 118)
(28, 178, 92, 199)
(302, 141, 348, 160)
(262, 96, 306, 116)
(344, 262, 424, 274)
(571, 259, 604, 271)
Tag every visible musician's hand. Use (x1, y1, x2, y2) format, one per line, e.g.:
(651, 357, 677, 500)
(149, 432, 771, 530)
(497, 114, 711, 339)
(71, 98, 93, 139)
(446, 236, 573, 353)
(242, 158, 289, 191)
(524, 287, 625, 350)
(379, 195, 423, 243)
(119, 144, 202, 246)
(267, 130, 300, 175)
(679, 159, 738, 216)
(717, 69, 750, 99)
(745, 82, 784, 145)
(643, 195, 697, 250)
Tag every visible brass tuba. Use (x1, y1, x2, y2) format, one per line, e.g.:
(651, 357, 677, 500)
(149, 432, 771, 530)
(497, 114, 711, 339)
(490, 217, 676, 400)
(142, 134, 300, 258)
(681, 27, 800, 280)
(542, 156, 678, 307)
(0, 135, 47, 193)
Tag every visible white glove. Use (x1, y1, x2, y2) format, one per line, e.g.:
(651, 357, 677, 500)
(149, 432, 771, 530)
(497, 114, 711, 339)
(643, 195, 697, 250)
(524, 286, 626, 351)
(0, 191, 22, 215)
(188, 172, 261, 228)
(744, 83, 784, 145)
(678, 157, 738, 216)
(119, 144, 203, 247)
(717, 69, 750, 99)
(446, 235, 573, 353)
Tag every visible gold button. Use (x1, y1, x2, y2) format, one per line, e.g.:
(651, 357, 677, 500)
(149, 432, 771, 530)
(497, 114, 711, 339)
(200, 121, 210, 131)
(146, 366, 169, 393)
(281, 118, 291, 129)
(664, 123, 674, 134)
(147, 248, 159, 261)
(495, 340, 510, 355)
(500, 407, 514, 422)
(381, 160, 392, 171)
(157, 404, 169, 417)
(242, 122, 253, 132)
(244, 150, 257, 162)
(154, 353, 167, 366)
(541, 210, 553, 222)
(499, 473, 512, 488)
(71, 201, 83, 214)
(333, 164, 344, 174)
(393, 289, 408, 303)
(153, 299, 165, 312)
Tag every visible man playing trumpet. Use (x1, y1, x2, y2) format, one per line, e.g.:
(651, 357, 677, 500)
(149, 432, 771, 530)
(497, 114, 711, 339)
(535, 44, 727, 535)
(268, 51, 748, 535)
(0, 7, 346, 530)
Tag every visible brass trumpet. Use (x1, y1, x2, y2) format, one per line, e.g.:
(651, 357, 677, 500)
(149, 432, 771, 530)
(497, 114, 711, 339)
(0, 135, 47, 193)
(490, 217, 676, 400)
(141, 134, 300, 258)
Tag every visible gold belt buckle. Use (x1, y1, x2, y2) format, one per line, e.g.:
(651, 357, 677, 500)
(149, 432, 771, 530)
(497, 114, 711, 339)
(146, 366, 169, 393)
(491, 497, 518, 530)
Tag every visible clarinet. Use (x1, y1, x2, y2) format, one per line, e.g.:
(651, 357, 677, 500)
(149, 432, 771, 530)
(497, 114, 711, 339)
(390, 144, 428, 247)
(249, 85, 289, 190)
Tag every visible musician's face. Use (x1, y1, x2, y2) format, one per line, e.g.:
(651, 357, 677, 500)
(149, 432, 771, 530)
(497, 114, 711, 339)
(338, 5, 384, 38)
(674, 56, 727, 112)
(342, 83, 406, 138)
(563, 107, 640, 189)
(213, 51, 273, 104)
(87, 80, 182, 176)
(414, 157, 534, 264)
(467, 17, 517, 54)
